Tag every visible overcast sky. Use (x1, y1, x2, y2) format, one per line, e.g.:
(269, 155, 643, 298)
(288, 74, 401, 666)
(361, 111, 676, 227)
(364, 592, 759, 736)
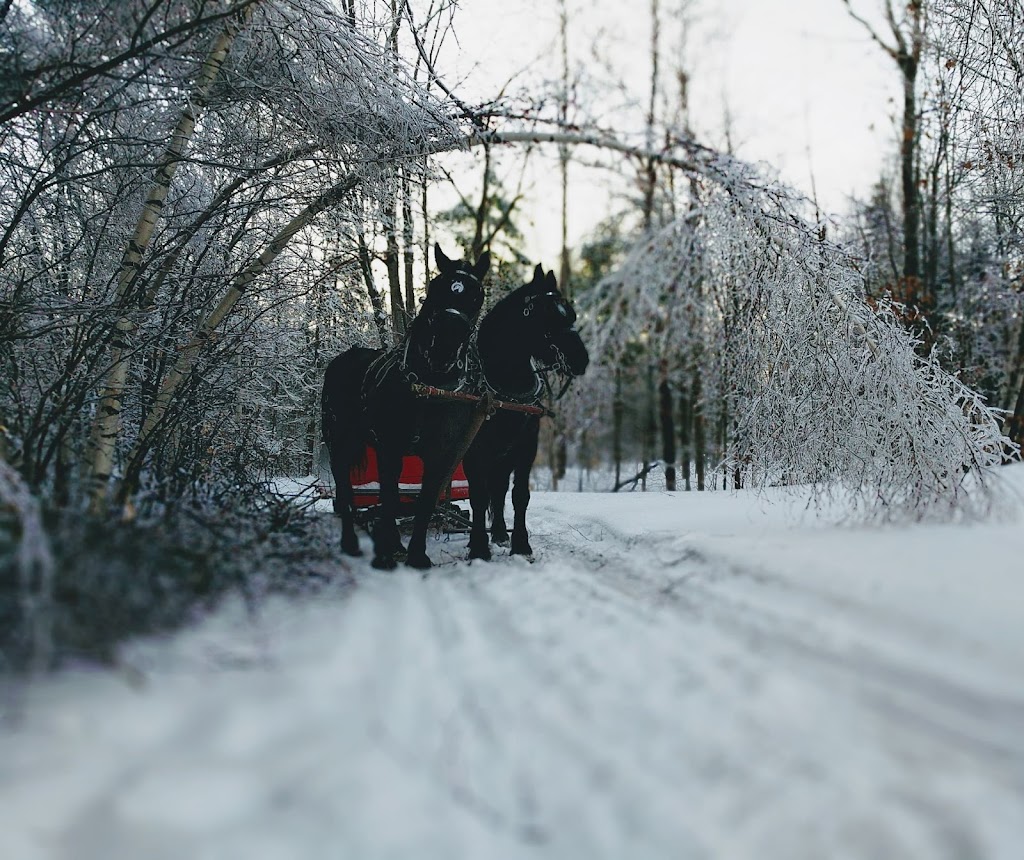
(433, 0, 898, 264)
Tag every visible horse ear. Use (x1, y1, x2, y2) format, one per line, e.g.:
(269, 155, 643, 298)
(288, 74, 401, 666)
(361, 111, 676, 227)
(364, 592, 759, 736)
(434, 243, 453, 272)
(532, 263, 544, 285)
(473, 250, 490, 279)
(544, 270, 558, 292)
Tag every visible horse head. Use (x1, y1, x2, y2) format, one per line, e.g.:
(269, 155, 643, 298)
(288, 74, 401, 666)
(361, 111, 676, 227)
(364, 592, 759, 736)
(519, 265, 589, 379)
(409, 244, 489, 378)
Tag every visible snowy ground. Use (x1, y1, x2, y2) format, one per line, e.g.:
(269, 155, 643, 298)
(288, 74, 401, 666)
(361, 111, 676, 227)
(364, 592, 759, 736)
(2, 469, 1024, 860)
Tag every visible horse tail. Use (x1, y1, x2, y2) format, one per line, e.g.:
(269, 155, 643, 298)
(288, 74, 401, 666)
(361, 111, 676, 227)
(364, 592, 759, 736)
(322, 348, 377, 472)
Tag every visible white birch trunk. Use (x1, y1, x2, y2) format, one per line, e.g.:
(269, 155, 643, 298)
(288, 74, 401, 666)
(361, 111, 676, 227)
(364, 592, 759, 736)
(87, 6, 256, 514)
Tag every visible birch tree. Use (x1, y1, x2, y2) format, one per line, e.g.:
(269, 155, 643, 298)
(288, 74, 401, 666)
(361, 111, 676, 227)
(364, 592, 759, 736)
(86, 3, 258, 513)
(1, 0, 461, 509)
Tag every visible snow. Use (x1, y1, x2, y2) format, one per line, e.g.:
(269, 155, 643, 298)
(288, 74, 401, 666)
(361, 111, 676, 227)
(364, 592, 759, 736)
(2, 468, 1024, 859)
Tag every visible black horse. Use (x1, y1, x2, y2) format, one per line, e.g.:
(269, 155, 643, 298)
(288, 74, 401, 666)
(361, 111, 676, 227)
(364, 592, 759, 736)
(463, 266, 589, 561)
(322, 244, 489, 570)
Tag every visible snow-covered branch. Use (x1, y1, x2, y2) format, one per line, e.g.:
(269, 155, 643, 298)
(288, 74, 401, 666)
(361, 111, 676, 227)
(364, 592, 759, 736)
(582, 157, 1015, 520)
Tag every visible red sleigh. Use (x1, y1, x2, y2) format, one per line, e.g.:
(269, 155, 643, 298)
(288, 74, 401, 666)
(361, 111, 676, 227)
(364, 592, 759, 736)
(350, 445, 469, 509)
(317, 386, 547, 531)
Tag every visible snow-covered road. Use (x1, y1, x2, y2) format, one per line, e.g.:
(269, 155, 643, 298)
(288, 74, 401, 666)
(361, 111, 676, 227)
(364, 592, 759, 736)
(3, 479, 1024, 859)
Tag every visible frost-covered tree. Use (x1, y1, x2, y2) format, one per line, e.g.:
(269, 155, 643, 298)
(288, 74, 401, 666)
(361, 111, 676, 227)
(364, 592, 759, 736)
(0, 0, 461, 510)
(931, 0, 1024, 443)
(583, 147, 1012, 520)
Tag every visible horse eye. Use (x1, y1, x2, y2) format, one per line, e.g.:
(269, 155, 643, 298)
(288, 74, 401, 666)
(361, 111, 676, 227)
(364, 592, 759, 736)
(557, 303, 568, 317)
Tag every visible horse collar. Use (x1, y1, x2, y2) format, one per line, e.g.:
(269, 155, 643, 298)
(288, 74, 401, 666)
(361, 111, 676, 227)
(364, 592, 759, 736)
(482, 367, 544, 406)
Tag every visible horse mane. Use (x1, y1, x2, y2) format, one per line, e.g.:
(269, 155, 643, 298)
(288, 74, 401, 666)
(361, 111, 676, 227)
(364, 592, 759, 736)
(474, 278, 547, 401)
(478, 270, 543, 347)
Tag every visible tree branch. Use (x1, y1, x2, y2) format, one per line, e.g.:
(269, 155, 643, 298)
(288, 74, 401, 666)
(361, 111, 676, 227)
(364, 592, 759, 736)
(840, 0, 899, 59)
(0, 0, 263, 126)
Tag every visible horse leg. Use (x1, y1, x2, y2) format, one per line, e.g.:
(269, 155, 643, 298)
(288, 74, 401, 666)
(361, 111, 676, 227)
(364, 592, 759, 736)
(322, 347, 378, 558)
(465, 458, 492, 561)
(509, 464, 533, 556)
(371, 446, 403, 570)
(325, 432, 362, 556)
(335, 474, 362, 557)
(509, 424, 539, 556)
(489, 468, 511, 546)
(405, 454, 451, 570)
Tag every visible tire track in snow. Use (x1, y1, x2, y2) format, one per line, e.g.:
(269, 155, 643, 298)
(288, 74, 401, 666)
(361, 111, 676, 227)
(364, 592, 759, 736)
(417, 569, 717, 858)
(351, 565, 710, 856)
(4, 499, 1023, 860)
(533, 500, 1024, 772)
(522, 497, 1024, 859)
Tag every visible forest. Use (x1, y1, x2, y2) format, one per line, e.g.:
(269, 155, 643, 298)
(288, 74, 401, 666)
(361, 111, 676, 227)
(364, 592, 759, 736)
(1, 0, 1021, 672)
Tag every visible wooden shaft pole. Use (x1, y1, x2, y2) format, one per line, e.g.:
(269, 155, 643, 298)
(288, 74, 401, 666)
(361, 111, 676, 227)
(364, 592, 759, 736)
(410, 383, 549, 417)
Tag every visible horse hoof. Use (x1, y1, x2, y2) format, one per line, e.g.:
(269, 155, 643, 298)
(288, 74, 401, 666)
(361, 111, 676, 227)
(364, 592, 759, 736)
(510, 543, 533, 557)
(341, 541, 363, 557)
(372, 555, 397, 571)
(469, 547, 492, 562)
(406, 553, 432, 570)
(492, 534, 510, 547)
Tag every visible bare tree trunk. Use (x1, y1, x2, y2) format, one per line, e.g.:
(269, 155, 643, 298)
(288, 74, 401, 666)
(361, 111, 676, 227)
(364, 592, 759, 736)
(678, 384, 691, 490)
(1007, 382, 1024, 450)
(547, 417, 562, 491)
(659, 369, 676, 491)
(899, 49, 922, 288)
(642, 361, 656, 490)
(692, 370, 705, 491)
(1004, 314, 1024, 447)
(558, 0, 572, 299)
(612, 367, 623, 488)
(842, 0, 925, 321)
(306, 270, 325, 475)
(355, 201, 387, 347)
(923, 83, 950, 308)
(944, 152, 958, 305)
(553, 0, 572, 481)
(383, 192, 404, 342)
(471, 146, 492, 259)
(421, 161, 432, 289)
(641, 0, 661, 232)
(401, 167, 417, 316)
(384, 3, 405, 342)
(577, 427, 588, 491)
(85, 6, 254, 513)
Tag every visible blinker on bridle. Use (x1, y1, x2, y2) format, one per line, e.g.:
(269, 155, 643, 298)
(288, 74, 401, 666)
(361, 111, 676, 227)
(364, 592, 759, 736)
(427, 306, 477, 330)
(411, 274, 483, 378)
(524, 290, 573, 317)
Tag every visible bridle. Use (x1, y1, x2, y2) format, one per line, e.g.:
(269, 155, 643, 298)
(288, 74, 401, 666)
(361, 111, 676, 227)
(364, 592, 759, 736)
(527, 290, 580, 392)
(413, 306, 479, 382)
(477, 290, 581, 407)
